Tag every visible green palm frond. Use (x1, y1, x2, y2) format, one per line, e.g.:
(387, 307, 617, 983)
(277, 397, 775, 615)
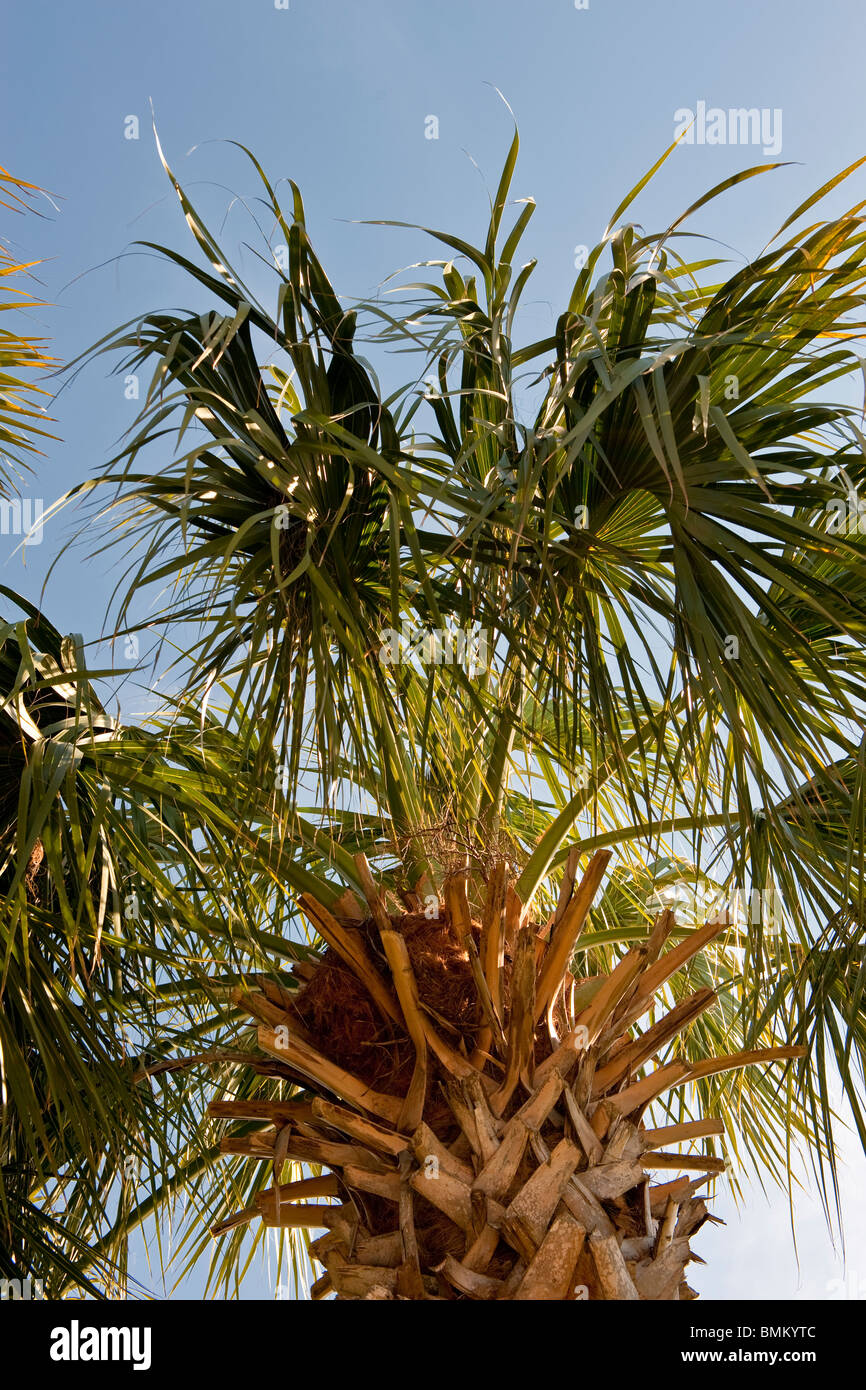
(0, 166, 58, 496)
(0, 591, 327, 1292)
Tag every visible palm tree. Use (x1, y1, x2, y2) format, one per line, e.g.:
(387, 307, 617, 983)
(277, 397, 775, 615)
(48, 127, 866, 1297)
(0, 169, 314, 1293)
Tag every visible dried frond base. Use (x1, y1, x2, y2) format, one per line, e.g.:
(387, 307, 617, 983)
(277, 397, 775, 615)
(211, 852, 803, 1300)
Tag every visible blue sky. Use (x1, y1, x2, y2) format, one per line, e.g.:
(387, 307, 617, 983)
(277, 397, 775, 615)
(3, 0, 866, 1299)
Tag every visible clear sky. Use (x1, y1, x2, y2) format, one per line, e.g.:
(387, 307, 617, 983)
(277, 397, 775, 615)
(3, 0, 866, 1299)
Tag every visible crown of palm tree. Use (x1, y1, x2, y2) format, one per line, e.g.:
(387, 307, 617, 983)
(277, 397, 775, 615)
(7, 133, 866, 1294)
